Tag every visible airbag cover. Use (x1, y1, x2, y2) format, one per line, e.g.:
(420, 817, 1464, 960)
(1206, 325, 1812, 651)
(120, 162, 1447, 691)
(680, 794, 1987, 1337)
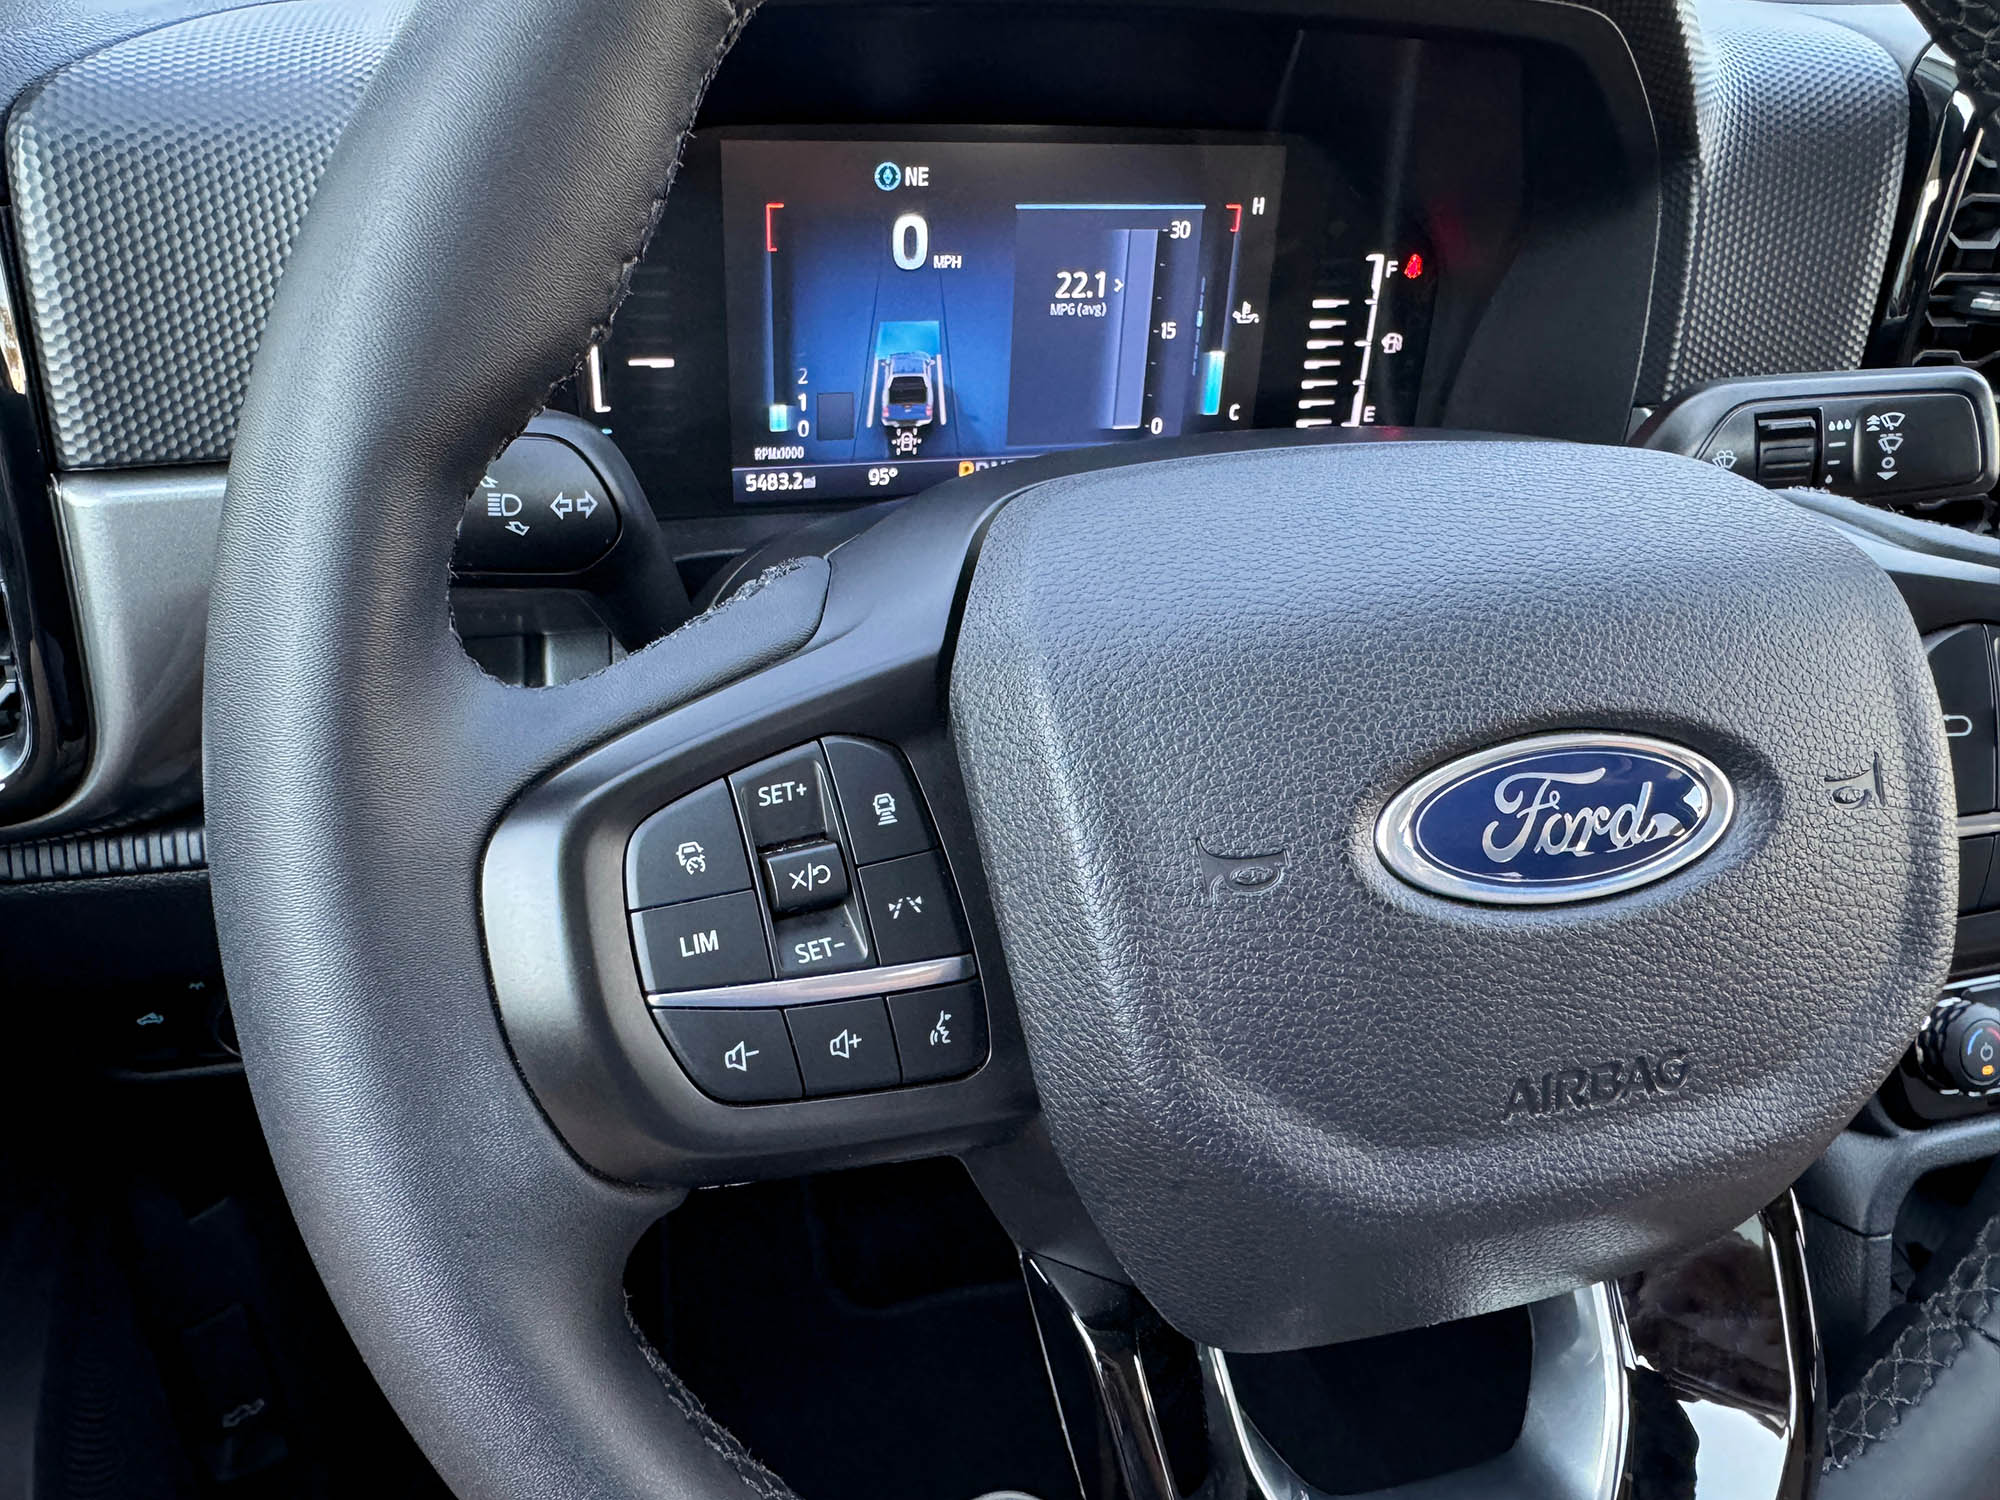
(948, 440, 1953, 1350)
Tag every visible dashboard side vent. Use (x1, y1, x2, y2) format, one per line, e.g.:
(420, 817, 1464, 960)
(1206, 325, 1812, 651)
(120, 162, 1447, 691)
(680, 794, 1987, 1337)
(1917, 142, 2000, 377)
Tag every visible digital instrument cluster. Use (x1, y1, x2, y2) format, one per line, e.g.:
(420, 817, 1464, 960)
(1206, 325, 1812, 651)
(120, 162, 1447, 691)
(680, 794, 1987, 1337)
(592, 129, 1436, 509)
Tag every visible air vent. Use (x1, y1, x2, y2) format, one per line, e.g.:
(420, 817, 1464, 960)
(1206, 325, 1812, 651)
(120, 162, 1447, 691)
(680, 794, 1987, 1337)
(1916, 142, 2000, 377)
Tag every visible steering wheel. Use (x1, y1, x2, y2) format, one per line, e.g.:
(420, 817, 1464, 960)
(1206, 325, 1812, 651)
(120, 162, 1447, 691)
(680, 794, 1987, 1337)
(203, 1, 1980, 1496)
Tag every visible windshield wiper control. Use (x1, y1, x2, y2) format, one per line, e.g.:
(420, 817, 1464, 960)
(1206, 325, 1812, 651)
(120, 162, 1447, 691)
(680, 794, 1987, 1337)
(1634, 366, 2000, 504)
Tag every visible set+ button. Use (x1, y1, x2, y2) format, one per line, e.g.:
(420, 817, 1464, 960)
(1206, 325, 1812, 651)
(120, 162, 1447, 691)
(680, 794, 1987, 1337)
(732, 747, 833, 850)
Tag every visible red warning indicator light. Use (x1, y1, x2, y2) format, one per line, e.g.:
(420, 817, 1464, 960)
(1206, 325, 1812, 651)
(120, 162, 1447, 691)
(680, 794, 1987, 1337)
(1403, 252, 1425, 280)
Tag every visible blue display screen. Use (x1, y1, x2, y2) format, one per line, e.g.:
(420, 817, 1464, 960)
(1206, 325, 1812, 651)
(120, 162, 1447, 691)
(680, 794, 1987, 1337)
(721, 137, 1286, 502)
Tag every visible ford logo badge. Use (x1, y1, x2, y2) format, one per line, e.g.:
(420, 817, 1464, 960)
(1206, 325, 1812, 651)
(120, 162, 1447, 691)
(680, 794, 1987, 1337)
(1374, 732, 1734, 905)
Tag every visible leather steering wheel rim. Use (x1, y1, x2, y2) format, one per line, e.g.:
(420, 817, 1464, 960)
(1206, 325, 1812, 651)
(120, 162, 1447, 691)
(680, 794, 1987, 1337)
(203, 2, 826, 1495)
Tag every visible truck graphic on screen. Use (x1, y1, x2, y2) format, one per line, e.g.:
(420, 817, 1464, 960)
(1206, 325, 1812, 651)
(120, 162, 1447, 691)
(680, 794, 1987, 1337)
(880, 352, 938, 430)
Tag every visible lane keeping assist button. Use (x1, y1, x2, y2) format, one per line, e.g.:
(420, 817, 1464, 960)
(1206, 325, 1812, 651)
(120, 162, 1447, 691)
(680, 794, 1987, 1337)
(859, 851, 969, 965)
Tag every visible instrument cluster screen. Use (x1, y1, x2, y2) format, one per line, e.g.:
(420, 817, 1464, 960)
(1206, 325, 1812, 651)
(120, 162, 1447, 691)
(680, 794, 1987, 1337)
(720, 138, 1287, 502)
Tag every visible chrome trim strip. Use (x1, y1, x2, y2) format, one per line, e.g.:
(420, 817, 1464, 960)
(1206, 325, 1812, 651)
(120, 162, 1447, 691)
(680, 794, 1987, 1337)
(1961, 812, 2000, 839)
(1205, 1284, 1626, 1500)
(646, 953, 974, 1009)
(1878, 49, 1981, 365)
(1374, 730, 1736, 907)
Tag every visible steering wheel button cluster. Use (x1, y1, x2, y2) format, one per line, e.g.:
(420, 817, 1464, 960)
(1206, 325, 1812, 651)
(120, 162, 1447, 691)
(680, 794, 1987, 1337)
(888, 982, 988, 1083)
(621, 738, 980, 1101)
(763, 839, 850, 915)
(631, 891, 772, 991)
(651, 1008, 802, 1103)
(732, 747, 834, 848)
(824, 735, 934, 864)
(860, 851, 970, 965)
(786, 997, 901, 1095)
(625, 781, 754, 908)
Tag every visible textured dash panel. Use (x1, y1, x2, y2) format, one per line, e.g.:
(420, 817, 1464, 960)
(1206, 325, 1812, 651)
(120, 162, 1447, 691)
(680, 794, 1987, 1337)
(1665, 3, 1908, 388)
(6, 2, 407, 469)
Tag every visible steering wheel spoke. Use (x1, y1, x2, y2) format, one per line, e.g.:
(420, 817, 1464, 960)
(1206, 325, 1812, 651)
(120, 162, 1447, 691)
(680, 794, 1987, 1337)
(482, 481, 1037, 1184)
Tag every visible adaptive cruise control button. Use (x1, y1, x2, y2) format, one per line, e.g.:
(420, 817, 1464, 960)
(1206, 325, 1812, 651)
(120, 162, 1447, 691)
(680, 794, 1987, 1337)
(626, 781, 752, 909)
(652, 1008, 802, 1103)
(785, 997, 900, 1095)
(859, 851, 969, 965)
(889, 982, 988, 1083)
(824, 737, 933, 864)
(631, 891, 771, 993)
(732, 746, 833, 849)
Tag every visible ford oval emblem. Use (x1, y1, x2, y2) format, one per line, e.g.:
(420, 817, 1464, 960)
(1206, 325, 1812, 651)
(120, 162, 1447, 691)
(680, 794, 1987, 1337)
(1374, 732, 1734, 905)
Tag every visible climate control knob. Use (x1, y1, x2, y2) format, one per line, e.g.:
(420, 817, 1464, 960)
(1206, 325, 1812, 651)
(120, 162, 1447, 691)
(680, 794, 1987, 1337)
(1918, 996, 2000, 1095)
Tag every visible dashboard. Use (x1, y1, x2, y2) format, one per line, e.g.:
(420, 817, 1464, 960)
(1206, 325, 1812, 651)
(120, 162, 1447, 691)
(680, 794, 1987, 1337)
(573, 3, 1664, 521)
(0, 0, 1939, 845)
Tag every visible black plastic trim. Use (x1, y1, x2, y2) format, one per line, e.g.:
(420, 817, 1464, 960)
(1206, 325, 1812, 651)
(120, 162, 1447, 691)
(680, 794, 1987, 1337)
(0, 218, 86, 824)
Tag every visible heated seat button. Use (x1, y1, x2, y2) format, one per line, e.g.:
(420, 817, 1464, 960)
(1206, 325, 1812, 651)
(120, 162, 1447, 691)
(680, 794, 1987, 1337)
(785, 997, 900, 1095)
(631, 891, 771, 993)
(626, 781, 752, 909)
(652, 1008, 802, 1103)
(824, 736, 934, 864)
(1927, 625, 1998, 816)
(860, 851, 969, 965)
(764, 840, 850, 915)
(732, 747, 833, 849)
(889, 982, 989, 1083)
(1854, 394, 1985, 497)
